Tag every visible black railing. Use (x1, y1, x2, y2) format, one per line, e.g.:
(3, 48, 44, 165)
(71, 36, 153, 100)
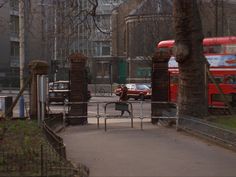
(0, 144, 77, 177)
(0, 115, 80, 177)
(42, 121, 66, 159)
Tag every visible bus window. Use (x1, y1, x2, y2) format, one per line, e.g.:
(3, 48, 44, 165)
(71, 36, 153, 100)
(158, 47, 173, 55)
(224, 44, 236, 54)
(204, 45, 222, 54)
(224, 75, 236, 84)
(209, 76, 224, 84)
(170, 76, 178, 84)
(203, 46, 208, 54)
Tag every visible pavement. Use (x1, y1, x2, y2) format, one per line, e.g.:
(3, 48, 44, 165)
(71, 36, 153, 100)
(60, 119, 236, 177)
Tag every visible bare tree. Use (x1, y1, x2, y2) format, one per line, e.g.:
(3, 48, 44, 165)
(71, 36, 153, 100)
(173, 0, 208, 117)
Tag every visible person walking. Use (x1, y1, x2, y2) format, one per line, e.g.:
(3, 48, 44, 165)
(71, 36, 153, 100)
(119, 85, 131, 116)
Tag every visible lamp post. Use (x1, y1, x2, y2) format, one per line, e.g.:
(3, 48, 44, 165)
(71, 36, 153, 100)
(53, 1, 57, 81)
(19, 0, 25, 118)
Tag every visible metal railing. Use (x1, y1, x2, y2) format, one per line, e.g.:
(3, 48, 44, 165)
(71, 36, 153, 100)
(89, 84, 113, 97)
(0, 143, 78, 177)
(50, 101, 236, 149)
(60, 100, 179, 131)
(42, 121, 66, 159)
(179, 117, 236, 148)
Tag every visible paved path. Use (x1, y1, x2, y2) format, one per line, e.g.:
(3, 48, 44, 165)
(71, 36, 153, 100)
(60, 120, 236, 177)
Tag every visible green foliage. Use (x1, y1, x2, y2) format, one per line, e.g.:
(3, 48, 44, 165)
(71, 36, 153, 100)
(0, 120, 77, 177)
(0, 120, 46, 151)
(212, 115, 236, 131)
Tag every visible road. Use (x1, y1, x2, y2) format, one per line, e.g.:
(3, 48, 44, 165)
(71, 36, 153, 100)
(1, 91, 151, 118)
(50, 96, 152, 119)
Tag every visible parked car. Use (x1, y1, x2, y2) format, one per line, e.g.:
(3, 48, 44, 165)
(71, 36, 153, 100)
(114, 83, 151, 100)
(143, 83, 151, 89)
(48, 81, 91, 103)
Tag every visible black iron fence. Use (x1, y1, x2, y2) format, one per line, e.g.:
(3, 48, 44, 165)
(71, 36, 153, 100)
(43, 114, 66, 159)
(179, 117, 236, 149)
(42, 121, 66, 159)
(41, 114, 89, 177)
(0, 114, 88, 177)
(0, 144, 77, 177)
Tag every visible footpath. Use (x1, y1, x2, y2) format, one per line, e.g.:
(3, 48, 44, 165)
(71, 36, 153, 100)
(60, 120, 236, 177)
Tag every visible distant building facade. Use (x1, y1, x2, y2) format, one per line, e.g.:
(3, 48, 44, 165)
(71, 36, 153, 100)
(0, 0, 126, 86)
(0, 0, 52, 88)
(111, 0, 143, 83)
(112, 0, 236, 83)
(53, 0, 126, 83)
(112, 0, 173, 83)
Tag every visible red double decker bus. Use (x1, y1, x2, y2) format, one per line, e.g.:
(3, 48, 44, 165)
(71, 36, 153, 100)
(157, 36, 236, 107)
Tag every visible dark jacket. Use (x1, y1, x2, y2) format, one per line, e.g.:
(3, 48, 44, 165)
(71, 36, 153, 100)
(119, 86, 129, 101)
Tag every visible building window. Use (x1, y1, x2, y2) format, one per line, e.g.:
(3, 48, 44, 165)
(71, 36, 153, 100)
(10, 15, 19, 35)
(10, 0, 19, 11)
(95, 15, 111, 32)
(10, 41, 19, 57)
(96, 62, 110, 79)
(94, 41, 111, 56)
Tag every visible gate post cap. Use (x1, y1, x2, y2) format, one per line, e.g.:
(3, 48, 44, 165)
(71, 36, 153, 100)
(29, 60, 48, 75)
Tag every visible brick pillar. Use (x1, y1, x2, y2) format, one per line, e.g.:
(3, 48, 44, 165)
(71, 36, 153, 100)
(29, 60, 48, 119)
(151, 51, 171, 124)
(68, 53, 88, 125)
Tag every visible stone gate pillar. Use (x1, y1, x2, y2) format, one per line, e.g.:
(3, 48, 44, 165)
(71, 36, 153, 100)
(68, 53, 88, 125)
(29, 60, 48, 118)
(151, 51, 171, 124)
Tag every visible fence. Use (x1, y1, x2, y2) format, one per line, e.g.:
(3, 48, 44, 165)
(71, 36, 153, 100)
(42, 120, 66, 159)
(0, 143, 77, 177)
(42, 114, 90, 177)
(179, 117, 236, 149)
(61, 100, 179, 131)
(0, 115, 86, 177)
(88, 84, 114, 96)
(58, 100, 236, 149)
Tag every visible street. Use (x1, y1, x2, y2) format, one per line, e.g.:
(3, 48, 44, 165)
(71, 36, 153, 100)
(0, 92, 151, 118)
(50, 96, 152, 123)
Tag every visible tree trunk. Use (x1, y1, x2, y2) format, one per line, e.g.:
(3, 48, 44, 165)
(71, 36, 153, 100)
(173, 0, 208, 117)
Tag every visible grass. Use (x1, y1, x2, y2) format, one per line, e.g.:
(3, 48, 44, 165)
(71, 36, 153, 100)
(0, 119, 47, 151)
(211, 115, 236, 131)
(0, 119, 76, 177)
